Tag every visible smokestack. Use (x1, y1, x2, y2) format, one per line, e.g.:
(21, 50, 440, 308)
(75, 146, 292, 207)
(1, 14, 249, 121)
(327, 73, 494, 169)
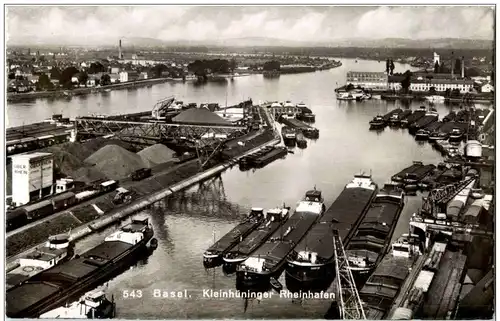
(118, 39, 122, 59)
(461, 56, 465, 78)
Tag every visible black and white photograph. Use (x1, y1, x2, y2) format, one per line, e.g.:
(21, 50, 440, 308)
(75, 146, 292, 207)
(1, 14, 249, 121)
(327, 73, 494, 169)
(3, 4, 495, 319)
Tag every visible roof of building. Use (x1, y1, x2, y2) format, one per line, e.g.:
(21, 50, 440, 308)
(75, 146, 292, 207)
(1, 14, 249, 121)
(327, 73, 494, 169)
(172, 108, 233, 126)
(411, 78, 474, 85)
(11, 152, 52, 160)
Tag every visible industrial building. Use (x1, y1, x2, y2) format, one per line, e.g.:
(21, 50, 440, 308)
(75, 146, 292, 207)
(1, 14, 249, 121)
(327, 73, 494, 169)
(346, 71, 389, 90)
(11, 152, 54, 206)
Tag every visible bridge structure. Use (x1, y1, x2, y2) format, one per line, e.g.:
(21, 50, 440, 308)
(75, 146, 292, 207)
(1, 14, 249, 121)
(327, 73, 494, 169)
(75, 116, 249, 168)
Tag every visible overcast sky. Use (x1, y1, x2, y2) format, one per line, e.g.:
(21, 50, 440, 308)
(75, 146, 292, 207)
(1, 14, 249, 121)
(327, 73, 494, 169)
(6, 6, 495, 45)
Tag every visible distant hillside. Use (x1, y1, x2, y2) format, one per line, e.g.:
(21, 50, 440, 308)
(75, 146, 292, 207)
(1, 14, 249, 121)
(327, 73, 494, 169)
(7, 36, 493, 50)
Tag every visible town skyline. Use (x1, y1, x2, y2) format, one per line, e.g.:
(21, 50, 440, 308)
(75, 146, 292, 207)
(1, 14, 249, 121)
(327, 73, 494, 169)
(6, 5, 495, 47)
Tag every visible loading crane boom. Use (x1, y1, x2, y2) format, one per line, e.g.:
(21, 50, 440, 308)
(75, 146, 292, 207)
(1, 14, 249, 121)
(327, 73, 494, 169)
(332, 230, 366, 320)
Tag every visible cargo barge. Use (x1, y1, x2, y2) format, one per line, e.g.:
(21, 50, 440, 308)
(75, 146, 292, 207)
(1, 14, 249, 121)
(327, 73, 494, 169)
(7, 234, 74, 290)
(369, 115, 386, 129)
(391, 161, 424, 182)
(281, 126, 297, 146)
(409, 108, 439, 135)
(403, 164, 436, 185)
(358, 233, 422, 319)
(222, 207, 290, 274)
(236, 189, 326, 293)
(382, 108, 402, 122)
(389, 110, 412, 126)
(400, 107, 426, 128)
(6, 217, 155, 318)
(203, 208, 265, 268)
(280, 118, 319, 139)
(252, 146, 288, 168)
(345, 184, 405, 286)
(285, 175, 377, 293)
(39, 289, 116, 319)
(296, 102, 316, 123)
(415, 121, 442, 141)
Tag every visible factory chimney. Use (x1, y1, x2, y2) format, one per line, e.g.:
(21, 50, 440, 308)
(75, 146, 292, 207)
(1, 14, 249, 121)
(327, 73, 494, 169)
(461, 56, 465, 78)
(118, 39, 122, 59)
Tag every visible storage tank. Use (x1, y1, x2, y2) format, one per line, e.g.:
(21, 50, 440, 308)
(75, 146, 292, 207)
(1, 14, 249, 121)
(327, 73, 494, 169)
(465, 140, 482, 158)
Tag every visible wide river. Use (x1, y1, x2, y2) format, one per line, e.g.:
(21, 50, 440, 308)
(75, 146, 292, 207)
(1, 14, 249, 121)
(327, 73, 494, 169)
(7, 59, 492, 318)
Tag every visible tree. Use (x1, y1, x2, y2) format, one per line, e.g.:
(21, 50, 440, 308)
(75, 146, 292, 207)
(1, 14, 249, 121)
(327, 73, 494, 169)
(50, 67, 61, 80)
(8, 72, 15, 80)
(37, 74, 53, 91)
(385, 59, 390, 73)
(100, 74, 111, 86)
(229, 58, 237, 73)
(444, 88, 451, 97)
(263, 60, 280, 71)
(60, 66, 79, 88)
(400, 70, 412, 94)
(434, 61, 440, 73)
(429, 86, 436, 94)
(88, 62, 105, 74)
(78, 72, 89, 87)
(451, 88, 461, 97)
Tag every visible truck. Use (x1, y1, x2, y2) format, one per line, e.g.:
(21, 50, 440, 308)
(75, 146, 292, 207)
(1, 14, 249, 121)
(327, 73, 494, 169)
(112, 188, 135, 205)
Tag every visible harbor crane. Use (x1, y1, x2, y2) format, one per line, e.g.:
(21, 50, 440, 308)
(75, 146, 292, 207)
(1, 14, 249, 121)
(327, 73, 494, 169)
(422, 175, 476, 216)
(331, 230, 366, 320)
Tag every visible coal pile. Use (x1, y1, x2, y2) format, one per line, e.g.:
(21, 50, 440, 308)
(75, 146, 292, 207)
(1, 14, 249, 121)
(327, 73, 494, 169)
(84, 145, 148, 180)
(71, 166, 108, 183)
(137, 144, 176, 166)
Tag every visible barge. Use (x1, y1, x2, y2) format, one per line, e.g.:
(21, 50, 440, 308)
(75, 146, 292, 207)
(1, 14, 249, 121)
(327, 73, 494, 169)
(358, 233, 422, 319)
(389, 110, 412, 126)
(280, 118, 319, 139)
(400, 107, 426, 128)
(403, 164, 436, 186)
(409, 108, 439, 135)
(443, 111, 456, 122)
(345, 184, 405, 286)
(281, 126, 297, 146)
(236, 189, 326, 293)
(7, 233, 74, 290)
(415, 121, 442, 141)
(252, 146, 288, 168)
(296, 102, 316, 123)
(222, 207, 290, 274)
(369, 116, 386, 129)
(39, 290, 116, 319)
(391, 161, 424, 183)
(6, 217, 155, 318)
(382, 108, 402, 123)
(203, 208, 265, 268)
(285, 175, 377, 293)
(296, 131, 307, 149)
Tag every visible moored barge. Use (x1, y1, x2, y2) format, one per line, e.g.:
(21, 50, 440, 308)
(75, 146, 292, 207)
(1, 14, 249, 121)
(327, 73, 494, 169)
(6, 218, 155, 318)
(222, 207, 290, 274)
(400, 107, 426, 128)
(236, 189, 326, 293)
(409, 108, 439, 135)
(203, 208, 265, 268)
(391, 161, 424, 182)
(369, 116, 386, 129)
(280, 118, 319, 139)
(285, 175, 377, 293)
(281, 126, 297, 146)
(345, 184, 405, 286)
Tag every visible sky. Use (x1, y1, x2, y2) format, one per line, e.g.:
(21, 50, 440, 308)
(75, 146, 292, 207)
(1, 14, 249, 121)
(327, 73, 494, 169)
(6, 6, 495, 46)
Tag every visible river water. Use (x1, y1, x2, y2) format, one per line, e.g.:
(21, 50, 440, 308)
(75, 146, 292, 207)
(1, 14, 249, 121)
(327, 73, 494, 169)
(7, 59, 492, 318)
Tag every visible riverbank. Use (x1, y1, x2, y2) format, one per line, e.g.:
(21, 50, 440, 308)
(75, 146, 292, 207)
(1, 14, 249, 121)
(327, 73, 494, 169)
(6, 77, 174, 103)
(6, 107, 280, 267)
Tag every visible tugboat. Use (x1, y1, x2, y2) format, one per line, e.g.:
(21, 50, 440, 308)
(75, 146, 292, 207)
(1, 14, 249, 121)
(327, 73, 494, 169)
(6, 233, 74, 290)
(222, 206, 290, 274)
(369, 116, 386, 129)
(6, 217, 154, 318)
(285, 175, 377, 293)
(345, 184, 405, 287)
(236, 189, 326, 293)
(203, 208, 265, 268)
(39, 290, 116, 319)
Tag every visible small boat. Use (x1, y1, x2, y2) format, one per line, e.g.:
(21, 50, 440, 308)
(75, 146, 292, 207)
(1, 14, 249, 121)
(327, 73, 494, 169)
(336, 91, 355, 101)
(39, 290, 116, 319)
(281, 126, 297, 146)
(296, 131, 307, 149)
(369, 116, 386, 129)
